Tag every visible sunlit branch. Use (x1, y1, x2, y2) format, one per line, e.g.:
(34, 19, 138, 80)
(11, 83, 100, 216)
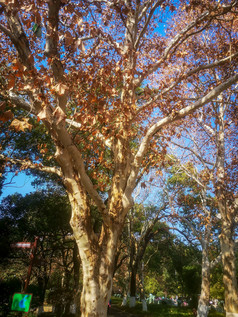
(187, 51, 238, 77)
(135, 53, 238, 119)
(172, 156, 207, 188)
(60, 139, 107, 213)
(66, 119, 112, 148)
(45, 0, 67, 112)
(124, 73, 238, 203)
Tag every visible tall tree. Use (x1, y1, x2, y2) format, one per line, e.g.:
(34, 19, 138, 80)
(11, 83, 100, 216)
(0, 1, 237, 316)
(166, 60, 238, 314)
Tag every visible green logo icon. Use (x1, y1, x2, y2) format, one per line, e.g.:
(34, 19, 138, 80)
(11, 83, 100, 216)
(11, 293, 32, 312)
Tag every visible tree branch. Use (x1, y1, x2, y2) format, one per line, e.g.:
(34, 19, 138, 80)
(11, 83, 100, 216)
(8, 92, 38, 115)
(136, 10, 210, 85)
(135, 0, 165, 50)
(45, 0, 67, 112)
(134, 51, 238, 121)
(2, 7, 34, 70)
(0, 154, 63, 177)
(126, 72, 238, 196)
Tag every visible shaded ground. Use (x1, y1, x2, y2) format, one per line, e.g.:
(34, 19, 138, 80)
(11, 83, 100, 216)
(108, 306, 139, 317)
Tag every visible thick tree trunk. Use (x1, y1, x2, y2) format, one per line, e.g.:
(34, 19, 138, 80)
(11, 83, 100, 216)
(197, 247, 210, 317)
(216, 101, 238, 316)
(79, 275, 111, 317)
(69, 196, 122, 317)
(73, 239, 115, 317)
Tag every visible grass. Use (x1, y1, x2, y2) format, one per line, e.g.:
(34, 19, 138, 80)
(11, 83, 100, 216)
(111, 297, 225, 317)
(0, 298, 225, 317)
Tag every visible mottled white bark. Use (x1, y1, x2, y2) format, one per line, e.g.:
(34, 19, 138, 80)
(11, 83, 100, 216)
(197, 305, 209, 317)
(129, 297, 136, 308)
(142, 300, 148, 312)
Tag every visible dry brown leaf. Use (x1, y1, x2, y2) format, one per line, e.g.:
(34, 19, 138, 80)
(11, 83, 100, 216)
(53, 106, 66, 125)
(54, 83, 69, 96)
(10, 118, 32, 132)
(0, 110, 14, 122)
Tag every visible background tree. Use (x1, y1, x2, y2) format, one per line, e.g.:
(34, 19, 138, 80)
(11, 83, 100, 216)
(166, 162, 222, 317)
(126, 203, 168, 309)
(166, 60, 238, 314)
(0, 190, 80, 314)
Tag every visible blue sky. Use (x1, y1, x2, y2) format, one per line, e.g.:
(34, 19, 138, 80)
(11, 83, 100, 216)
(1, 172, 36, 201)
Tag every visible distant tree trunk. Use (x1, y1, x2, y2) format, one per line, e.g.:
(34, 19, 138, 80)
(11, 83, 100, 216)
(197, 244, 210, 317)
(73, 241, 81, 314)
(129, 269, 137, 307)
(139, 262, 147, 312)
(37, 270, 49, 316)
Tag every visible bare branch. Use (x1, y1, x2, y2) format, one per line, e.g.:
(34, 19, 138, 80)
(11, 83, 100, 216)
(0, 22, 15, 40)
(1, 7, 34, 70)
(210, 253, 222, 269)
(168, 141, 213, 167)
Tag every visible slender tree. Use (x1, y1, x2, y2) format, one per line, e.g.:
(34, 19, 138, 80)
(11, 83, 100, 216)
(167, 163, 222, 317)
(166, 66, 238, 315)
(127, 204, 168, 308)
